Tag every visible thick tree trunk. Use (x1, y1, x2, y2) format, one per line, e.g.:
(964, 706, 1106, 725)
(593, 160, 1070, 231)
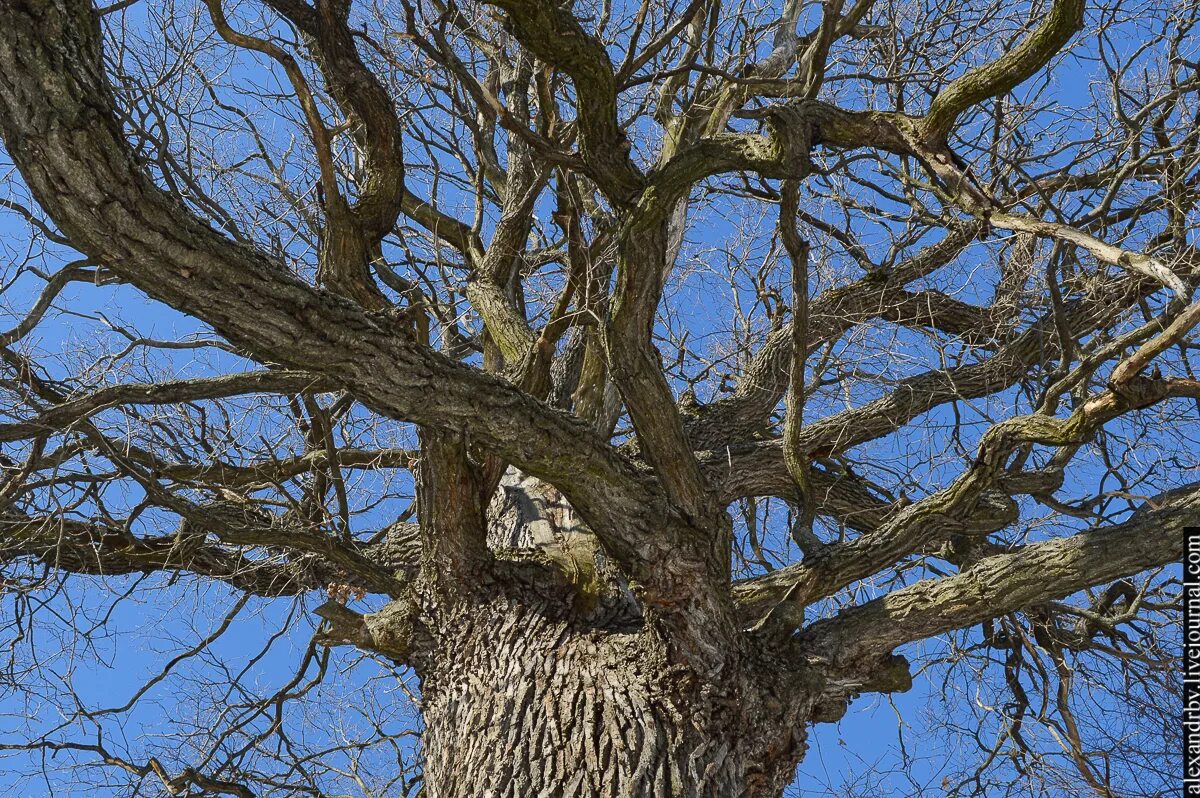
(403, 471, 819, 796)
(418, 589, 812, 798)
(320, 472, 909, 797)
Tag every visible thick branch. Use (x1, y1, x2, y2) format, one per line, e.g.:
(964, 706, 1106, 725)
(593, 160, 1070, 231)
(1, 513, 330, 597)
(735, 375, 1200, 628)
(483, 0, 644, 201)
(922, 0, 1085, 142)
(801, 481, 1199, 665)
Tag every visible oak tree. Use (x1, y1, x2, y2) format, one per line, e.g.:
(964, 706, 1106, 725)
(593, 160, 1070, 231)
(0, 0, 1195, 794)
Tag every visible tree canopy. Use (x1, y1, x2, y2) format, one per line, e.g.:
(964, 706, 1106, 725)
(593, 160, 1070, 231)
(0, 0, 1195, 795)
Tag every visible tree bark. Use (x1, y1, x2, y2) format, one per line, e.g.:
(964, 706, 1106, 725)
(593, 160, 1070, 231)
(417, 586, 812, 798)
(408, 472, 807, 797)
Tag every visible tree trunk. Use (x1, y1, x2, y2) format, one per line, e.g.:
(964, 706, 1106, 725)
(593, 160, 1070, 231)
(395, 470, 825, 796)
(418, 588, 812, 797)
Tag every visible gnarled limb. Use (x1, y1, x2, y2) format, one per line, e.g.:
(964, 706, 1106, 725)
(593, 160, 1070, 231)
(2, 513, 337, 597)
(800, 481, 1199, 666)
(922, 0, 1085, 142)
(481, 0, 645, 202)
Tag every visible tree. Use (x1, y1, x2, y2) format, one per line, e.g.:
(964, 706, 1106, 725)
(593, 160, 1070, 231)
(0, 0, 1194, 794)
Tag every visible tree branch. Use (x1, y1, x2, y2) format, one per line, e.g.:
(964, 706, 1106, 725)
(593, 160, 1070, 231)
(0, 370, 329, 443)
(482, 0, 645, 202)
(800, 481, 1199, 666)
(922, 0, 1085, 142)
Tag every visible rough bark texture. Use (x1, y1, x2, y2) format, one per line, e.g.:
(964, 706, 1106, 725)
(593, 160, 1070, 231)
(417, 579, 813, 798)
(418, 474, 811, 796)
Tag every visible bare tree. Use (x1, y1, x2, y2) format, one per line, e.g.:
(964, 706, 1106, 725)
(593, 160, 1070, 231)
(0, 0, 1195, 794)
